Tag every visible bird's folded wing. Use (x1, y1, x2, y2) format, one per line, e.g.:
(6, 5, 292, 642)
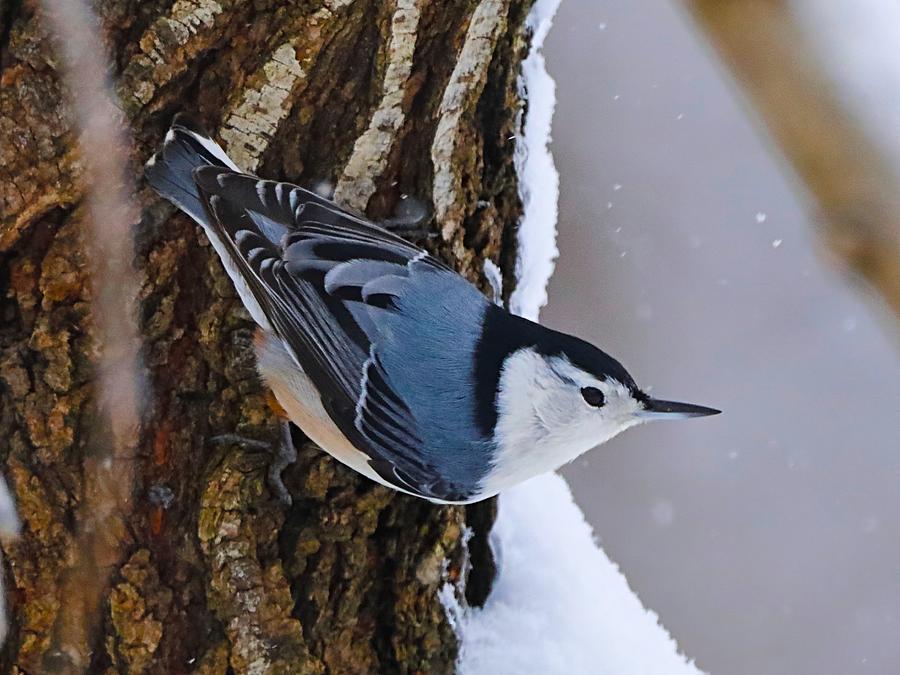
(193, 167, 471, 501)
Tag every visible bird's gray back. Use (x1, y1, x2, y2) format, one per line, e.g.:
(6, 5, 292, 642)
(374, 264, 496, 487)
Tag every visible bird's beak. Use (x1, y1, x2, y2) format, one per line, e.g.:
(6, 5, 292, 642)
(636, 398, 721, 421)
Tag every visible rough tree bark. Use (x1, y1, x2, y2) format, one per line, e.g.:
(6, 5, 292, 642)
(0, 0, 534, 672)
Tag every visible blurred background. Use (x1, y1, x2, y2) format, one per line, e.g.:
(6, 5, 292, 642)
(543, 1, 900, 673)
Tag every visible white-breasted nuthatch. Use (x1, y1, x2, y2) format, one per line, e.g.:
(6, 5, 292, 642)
(145, 115, 719, 505)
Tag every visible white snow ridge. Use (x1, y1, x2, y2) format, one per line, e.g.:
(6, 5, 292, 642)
(453, 475, 701, 675)
(445, 1, 704, 672)
(508, 0, 560, 322)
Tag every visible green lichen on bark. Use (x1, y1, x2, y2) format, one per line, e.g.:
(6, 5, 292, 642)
(198, 447, 317, 675)
(0, 0, 535, 672)
(106, 549, 173, 673)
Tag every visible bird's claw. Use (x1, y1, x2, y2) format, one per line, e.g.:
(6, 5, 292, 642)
(381, 194, 436, 240)
(209, 421, 297, 507)
(267, 420, 297, 507)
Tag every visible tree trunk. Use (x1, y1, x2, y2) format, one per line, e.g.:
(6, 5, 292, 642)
(0, 0, 532, 672)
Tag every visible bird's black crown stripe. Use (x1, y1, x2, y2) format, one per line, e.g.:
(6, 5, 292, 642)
(473, 304, 639, 436)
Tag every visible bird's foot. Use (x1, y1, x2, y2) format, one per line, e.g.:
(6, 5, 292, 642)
(209, 419, 297, 507)
(267, 420, 297, 507)
(381, 195, 436, 240)
(209, 434, 270, 450)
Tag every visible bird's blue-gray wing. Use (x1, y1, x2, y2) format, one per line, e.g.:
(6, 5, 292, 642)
(192, 167, 492, 501)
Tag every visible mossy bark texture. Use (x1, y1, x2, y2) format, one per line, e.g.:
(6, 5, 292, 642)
(0, 0, 532, 672)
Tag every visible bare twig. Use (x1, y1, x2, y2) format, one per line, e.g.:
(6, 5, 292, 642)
(684, 0, 900, 322)
(38, 1, 145, 669)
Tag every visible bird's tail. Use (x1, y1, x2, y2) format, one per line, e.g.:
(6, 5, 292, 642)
(144, 114, 241, 227)
(144, 115, 278, 330)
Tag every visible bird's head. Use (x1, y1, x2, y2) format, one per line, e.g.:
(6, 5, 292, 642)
(492, 323, 719, 472)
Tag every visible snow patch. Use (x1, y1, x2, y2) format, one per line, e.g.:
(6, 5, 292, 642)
(483, 259, 504, 306)
(455, 474, 701, 675)
(0, 474, 19, 647)
(509, 0, 561, 322)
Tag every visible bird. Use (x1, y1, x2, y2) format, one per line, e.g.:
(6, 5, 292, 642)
(145, 114, 720, 505)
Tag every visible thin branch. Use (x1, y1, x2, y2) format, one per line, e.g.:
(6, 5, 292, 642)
(684, 0, 900, 322)
(38, 0, 145, 669)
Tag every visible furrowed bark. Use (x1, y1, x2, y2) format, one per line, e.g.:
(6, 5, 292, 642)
(0, 0, 534, 672)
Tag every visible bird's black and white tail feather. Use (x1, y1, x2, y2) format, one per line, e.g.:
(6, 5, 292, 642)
(144, 115, 279, 329)
(145, 114, 239, 225)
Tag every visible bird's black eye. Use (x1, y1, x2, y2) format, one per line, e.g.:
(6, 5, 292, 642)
(581, 386, 605, 407)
